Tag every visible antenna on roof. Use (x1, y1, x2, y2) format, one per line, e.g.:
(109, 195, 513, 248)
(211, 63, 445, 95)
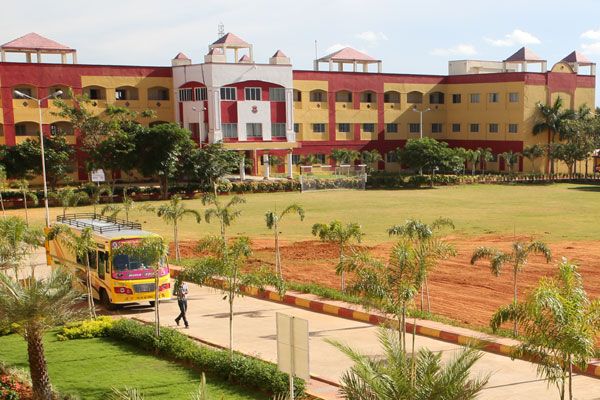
(314, 40, 318, 61)
(218, 22, 225, 38)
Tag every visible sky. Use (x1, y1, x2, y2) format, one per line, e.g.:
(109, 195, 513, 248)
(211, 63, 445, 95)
(1, 0, 600, 102)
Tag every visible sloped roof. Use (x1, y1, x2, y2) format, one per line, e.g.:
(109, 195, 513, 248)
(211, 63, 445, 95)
(504, 47, 544, 62)
(272, 49, 287, 57)
(561, 50, 593, 64)
(207, 48, 223, 55)
(238, 54, 251, 63)
(1, 32, 73, 51)
(210, 33, 249, 47)
(173, 52, 190, 60)
(319, 47, 378, 62)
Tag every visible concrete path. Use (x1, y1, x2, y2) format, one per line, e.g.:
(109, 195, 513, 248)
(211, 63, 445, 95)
(119, 283, 600, 400)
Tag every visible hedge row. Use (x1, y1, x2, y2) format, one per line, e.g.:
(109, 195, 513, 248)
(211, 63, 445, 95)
(108, 319, 304, 396)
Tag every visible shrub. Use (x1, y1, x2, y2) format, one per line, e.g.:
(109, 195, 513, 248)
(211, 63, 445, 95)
(108, 319, 304, 396)
(56, 316, 114, 341)
(0, 323, 19, 337)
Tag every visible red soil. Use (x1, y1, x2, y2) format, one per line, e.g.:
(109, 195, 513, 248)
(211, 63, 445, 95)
(174, 236, 600, 330)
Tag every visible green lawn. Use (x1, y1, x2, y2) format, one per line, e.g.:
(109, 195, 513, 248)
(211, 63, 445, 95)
(0, 332, 264, 400)
(7, 183, 600, 243)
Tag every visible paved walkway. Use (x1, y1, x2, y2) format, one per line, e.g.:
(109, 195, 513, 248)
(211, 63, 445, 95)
(119, 283, 600, 400)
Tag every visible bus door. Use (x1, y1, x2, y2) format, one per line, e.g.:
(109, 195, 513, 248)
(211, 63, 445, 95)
(98, 251, 108, 280)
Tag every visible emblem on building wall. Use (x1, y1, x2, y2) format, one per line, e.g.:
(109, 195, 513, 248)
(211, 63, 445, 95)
(251, 106, 258, 114)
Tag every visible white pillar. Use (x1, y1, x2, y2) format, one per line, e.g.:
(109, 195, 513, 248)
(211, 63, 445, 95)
(264, 155, 270, 180)
(0, 50, 5, 62)
(239, 155, 246, 181)
(287, 152, 293, 179)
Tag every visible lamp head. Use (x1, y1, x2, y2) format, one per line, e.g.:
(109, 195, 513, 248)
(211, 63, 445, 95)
(13, 90, 25, 98)
(52, 90, 64, 98)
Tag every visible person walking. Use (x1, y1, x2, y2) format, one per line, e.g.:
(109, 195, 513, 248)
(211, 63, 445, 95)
(174, 281, 189, 328)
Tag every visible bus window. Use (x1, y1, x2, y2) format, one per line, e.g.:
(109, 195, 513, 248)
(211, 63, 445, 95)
(88, 250, 97, 270)
(98, 251, 108, 279)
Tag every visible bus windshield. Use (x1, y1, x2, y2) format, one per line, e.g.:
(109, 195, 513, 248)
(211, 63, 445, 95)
(111, 239, 168, 280)
(112, 253, 152, 272)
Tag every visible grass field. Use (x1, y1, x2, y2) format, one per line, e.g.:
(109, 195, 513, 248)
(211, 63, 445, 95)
(0, 332, 263, 400)
(7, 183, 600, 243)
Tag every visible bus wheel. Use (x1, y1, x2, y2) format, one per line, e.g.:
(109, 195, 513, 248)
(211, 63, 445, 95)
(149, 301, 156, 307)
(101, 290, 117, 311)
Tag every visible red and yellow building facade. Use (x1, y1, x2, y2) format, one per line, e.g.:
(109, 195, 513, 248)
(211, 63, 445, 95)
(0, 32, 596, 179)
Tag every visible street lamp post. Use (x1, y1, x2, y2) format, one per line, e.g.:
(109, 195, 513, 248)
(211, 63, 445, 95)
(13, 89, 63, 227)
(412, 106, 430, 139)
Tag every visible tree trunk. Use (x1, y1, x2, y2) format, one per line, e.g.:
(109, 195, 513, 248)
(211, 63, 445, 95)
(26, 327, 53, 400)
(400, 308, 406, 354)
(513, 268, 518, 337)
(174, 222, 179, 261)
(568, 355, 573, 400)
(425, 277, 431, 313)
(411, 313, 417, 386)
(585, 158, 589, 178)
(85, 255, 96, 319)
(339, 246, 345, 292)
(229, 292, 234, 358)
(23, 192, 29, 225)
(420, 286, 424, 312)
(155, 266, 160, 337)
(0, 192, 5, 217)
(274, 223, 281, 278)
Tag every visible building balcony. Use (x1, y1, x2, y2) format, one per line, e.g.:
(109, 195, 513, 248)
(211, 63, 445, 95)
(335, 102, 353, 110)
(309, 101, 328, 110)
(359, 102, 377, 110)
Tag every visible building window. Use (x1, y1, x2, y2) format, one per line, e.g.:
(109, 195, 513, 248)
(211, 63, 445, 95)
(384, 91, 400, 103)
(407, 91, 423, 104)
(310, 90, 325, 102)
(470, 94, 480, 103)
(115, 88, 127, 100)
(429, 92, 444, 104)
(88, 88, 101, 100)
(15, 124, 29, 136)
(220, 87, 236, 101)
(13, 87, 33, 98)
(386, 123, 398, 133)
(272, 123, 286, 137)
(195, 87, 207, 101)
(178, 88, 192, 102)
(293, 89, 302, 102)
(409, 123, 420, 133)
(294, 123, 300, 133)
(489, 123, 499, 133)
(452, 123, 461, 133)
(149, 87, 170, 101)
(470, 123, 480, 133)
(315, 154, 326, 164)
(488, 93, 500, 103)
(361, 92, 375, 103)
(508, 92, 519, 103)
(245, 87, 261, 101)
(246, 123, 262, 137)
(222, 123, 238, 138)
(313, 123, 326, 133)
(452, 94, 461, 104)
(336, 91, 352, 102)
(431, 123, 443, 133)
(269, 88, 285, 102)
(338, 123, 351, 133)
(292, 154, 301, 164)
(508, 123, 518, 133)
(386, 151, 399, 163)
(362, 123, 375, 133)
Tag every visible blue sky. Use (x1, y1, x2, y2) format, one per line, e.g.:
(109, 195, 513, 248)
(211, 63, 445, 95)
(2, 0, 599, 102)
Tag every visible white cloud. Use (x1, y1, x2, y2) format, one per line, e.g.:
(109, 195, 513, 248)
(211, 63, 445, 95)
(581, 42, 600, 55)
(484, 29, 541, 47)
(355, 31, 388, 44)
(430, 44, 477, 57)
(581, 28, 600, 40)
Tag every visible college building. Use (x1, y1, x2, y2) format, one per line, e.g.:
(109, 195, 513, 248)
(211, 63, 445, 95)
(0, 32, 596, 180)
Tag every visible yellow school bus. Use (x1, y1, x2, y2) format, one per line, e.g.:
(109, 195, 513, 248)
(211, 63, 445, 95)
(47, 213, 171, 309)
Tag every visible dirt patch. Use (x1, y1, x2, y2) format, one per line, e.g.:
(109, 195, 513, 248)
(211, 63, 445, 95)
(174, 236, 600, 330)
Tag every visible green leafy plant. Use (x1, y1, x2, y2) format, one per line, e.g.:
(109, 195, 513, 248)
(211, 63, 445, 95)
(57, 316, 114, 341)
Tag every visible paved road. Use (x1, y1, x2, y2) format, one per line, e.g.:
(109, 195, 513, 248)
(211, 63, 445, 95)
(120, 283, 600, 400)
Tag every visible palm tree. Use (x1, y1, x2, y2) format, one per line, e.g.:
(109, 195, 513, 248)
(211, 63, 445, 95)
(16, 179, 38, 225)
(471, 240, 551, 336)
(50, 187, 89, 218)
(265, 203, 305, 279)
(360, 149, 383, 174)
(388, 218, 456, 313)
(327, 328, 490, 400)
(522, 144, 545, 174)
(0, 270, 85, 400)
(0, 216, 44, 278)
(500, 151, 521, 174)
(113, 236, 168, 336)
(478, 147, 494, 174)
(532, 97, 576, 174)
(87, 183, 112, 215)
(300, 154, 318, 166)
(330, 149, 360, 166)
(202, 192, 246, 245)
(101, 187, 136, 222)
(47, 226, 98, 319)
(465, 149, 481, 175)
(312, 220, 363, 291)
(490, 259, 600, 400)
(150, 195, 201, 262)
(0, 166, 7, 217)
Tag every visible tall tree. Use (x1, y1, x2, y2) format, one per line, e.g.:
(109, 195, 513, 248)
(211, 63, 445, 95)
(360, 149, 383, 174)
(16, 179, 39, 225)
(265, 203, 305, 279)
(478, 147, 494, 175)
(202, 192, 246, 246)
(471, 240, 551, 336)
(186, 143, 240, 195)
(490, 259, 600, 400)
(400, 138, 462, 180)
(0, 270, 85, 400)
(388, 218, 455, 313)
(50, 187, 89, 218)
(327, 328, 489, 400)
(151, 195, 201, 261)
(330, 149, 360, 166)
(465, 148, 481, 175)
(312, 220, 364, 291)
(532, 97, 576, 174)
(522, 144, 545, 173)
(500, 151, 521, 174)
(135, 123, 195, 199)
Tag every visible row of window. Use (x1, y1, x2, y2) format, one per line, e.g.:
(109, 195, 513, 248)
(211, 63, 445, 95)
(178, 87, 287, 102)
(292, 123, 520, 134)
(220, 123, 287, 139)
(11, 86, 171, 102)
